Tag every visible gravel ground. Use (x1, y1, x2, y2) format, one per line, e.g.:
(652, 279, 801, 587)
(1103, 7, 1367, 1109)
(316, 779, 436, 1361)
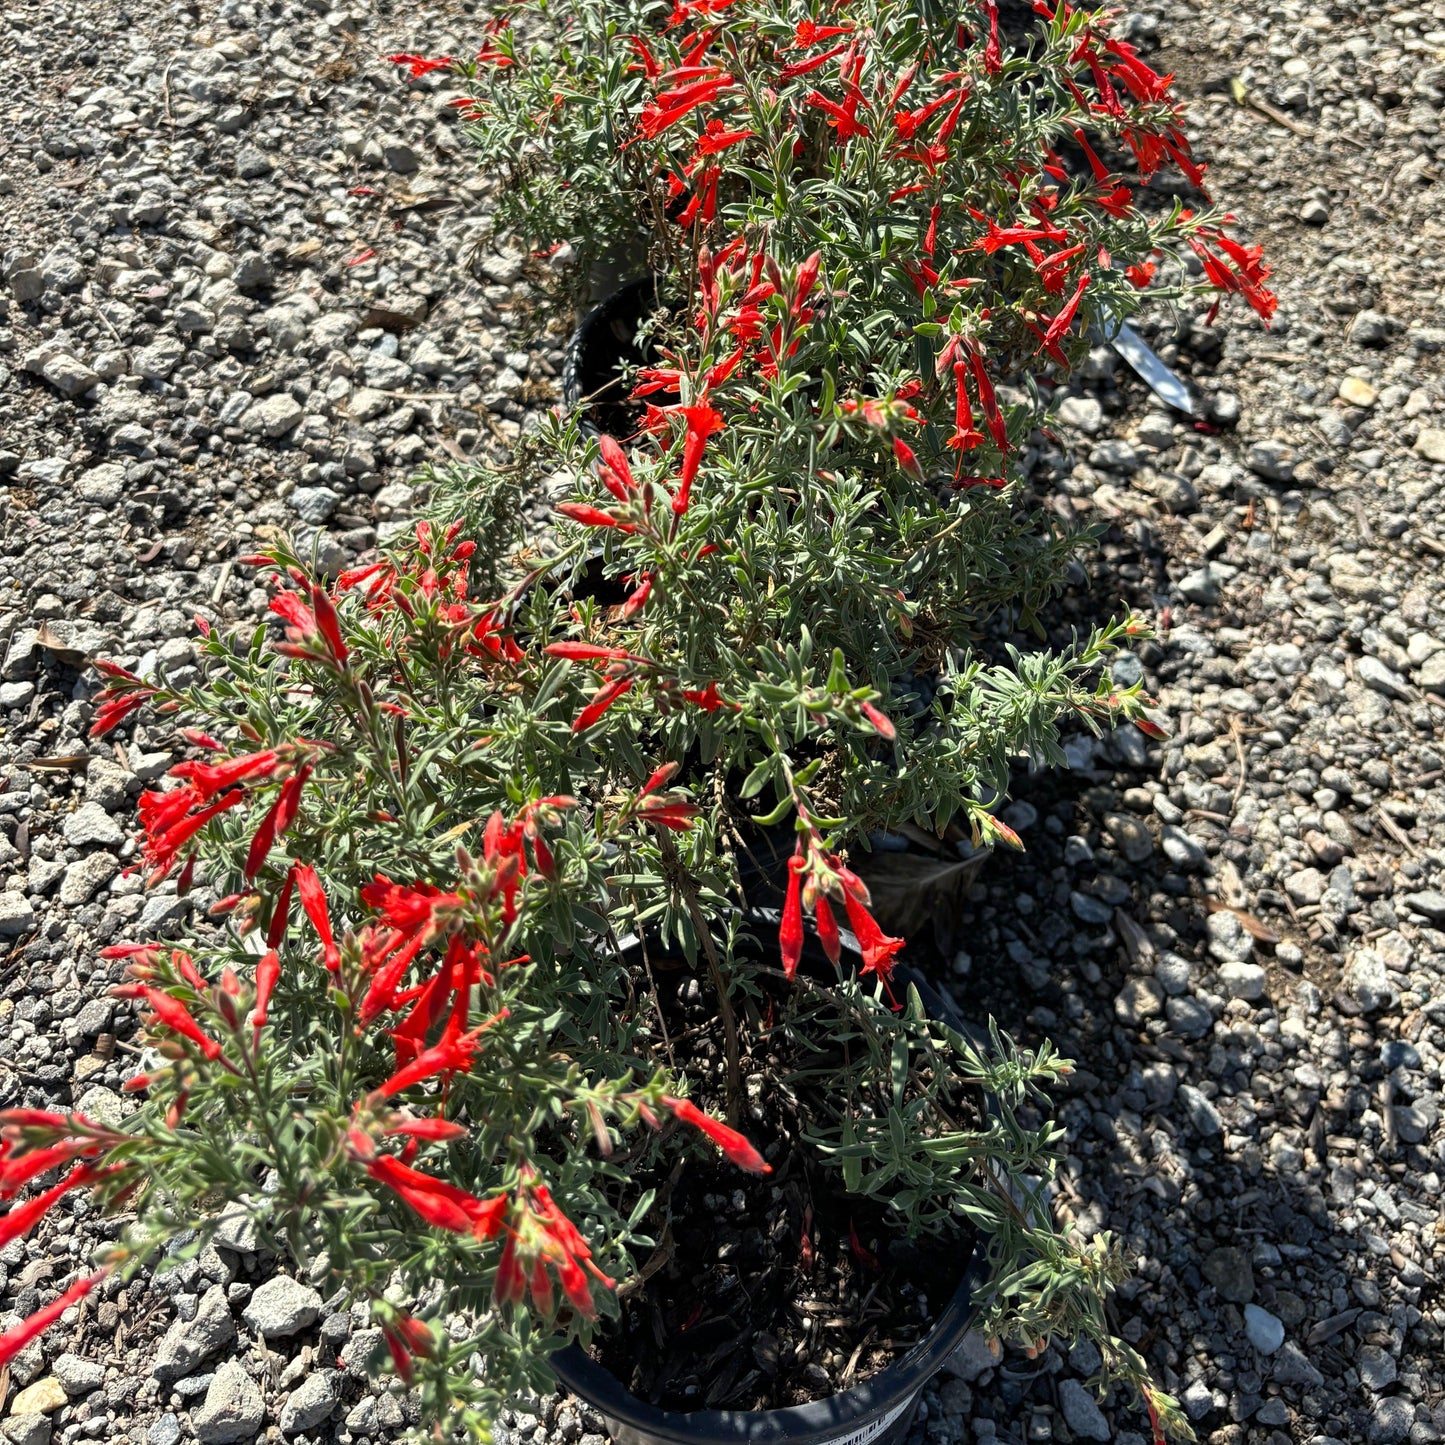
(1, 2, 1443, 1445)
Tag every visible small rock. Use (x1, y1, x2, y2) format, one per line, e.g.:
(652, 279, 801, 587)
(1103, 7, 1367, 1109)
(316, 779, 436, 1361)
(242, 1276, 322, 1338)
(1338, 376, 1376, 408)
(1180, 1380, 1214, 1421)
(1218, 961, 1267, 1001)
(1272, 1342, 1324, 1388)
(1115, 977, 1164, 1025)
(1349, 309, 1391, 347)
(1246, 439, 1295, 482)
(1178, 565, 1226, 605)
(1178, 1084, 1224, 1135)
(146, 1415, 181, 1445)
(1206, 911, 1253, 965)
(0, 892, 37, 938)
(10, 1380, 67, 1416)
(1160, 826, 1206, 870)
(288, 486, 341, 525)
(278, 1371, 337, 1434)
(1204, 1246, 1254, 1303)
(1356, 656, 1410, 700)
(190, 1360, 266, 1444)
(1415, 427, 1445, 464)
(1284, 868, 1326, 904)
(1055, 396, 1104, 435)
(1345, 947, 1396, 1012)
(62, 802, 125, 849)
(1299, 197, 1330, 226)
(75, 463, 126, 504)
(1104, 812, 1153, 863)
(382, 137, 420, 174)
(1057, 1380, 1110, 1441)
(1243, 1304, 1285, 1354)
(50, 1355, 103, 1397)
(153, 1285, 236, 1383)
(1356, 1344, 1397, 1392)
(239, 394, 304, 439)
(58, 853, 120, 906)
(1366, 1397, 1413, 1445)
(234, 147, 273, 180)
(942, 1329, 1001, 1382)
(1070, 890, 1113, 925)
(1401, 889, 1445, 922)
(1, 1415, 51, 1445)
(36, 353, 99, 398)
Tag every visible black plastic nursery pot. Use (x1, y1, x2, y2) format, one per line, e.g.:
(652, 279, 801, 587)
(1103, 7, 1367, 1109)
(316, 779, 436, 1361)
(550, 956, 990, 1445)
(561, 276, 673, 439)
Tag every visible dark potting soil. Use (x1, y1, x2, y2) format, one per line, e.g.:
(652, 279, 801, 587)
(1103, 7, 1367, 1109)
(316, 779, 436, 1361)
(591, 1140, 974, 1412)
(588, 961, 977, 1412)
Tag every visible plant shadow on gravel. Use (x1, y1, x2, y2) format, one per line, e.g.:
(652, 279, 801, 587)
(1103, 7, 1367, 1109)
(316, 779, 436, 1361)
(890, 464, 1424, 1444)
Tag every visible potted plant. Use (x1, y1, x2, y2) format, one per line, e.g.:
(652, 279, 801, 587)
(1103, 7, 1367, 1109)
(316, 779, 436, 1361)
(0, 3, 1276, 1443)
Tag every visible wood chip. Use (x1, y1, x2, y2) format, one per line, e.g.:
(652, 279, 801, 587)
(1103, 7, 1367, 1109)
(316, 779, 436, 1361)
(29, 754, 91, 772)
(1113, 909, 1156, 967)
(1205, 899, 1279, 945)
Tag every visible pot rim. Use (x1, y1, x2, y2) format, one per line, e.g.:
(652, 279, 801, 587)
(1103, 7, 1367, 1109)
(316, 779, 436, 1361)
(548, 957, 991, 1445)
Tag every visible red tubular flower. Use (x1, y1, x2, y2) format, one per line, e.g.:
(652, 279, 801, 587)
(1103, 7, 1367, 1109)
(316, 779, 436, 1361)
(244, 767, 312, 882)
(89, 661, 157, 738)
(574, 677, 634, 732)
(791, 19, 853, 45)
(622, 574, 654, 618)
(555, 502, 636, 532)
(0, 1165, 96, 1250)
(838, 886, 906, 982)
(636, 74, 736, 139)
(780, 855, 804, 980)
(969, 209, 1068, 254)
(640, 761, 680, 797)
(0, 1143, 87, 1200)
(142, 988, 223, 1061)
(779, 43, 850, 80)
(982, 0, 1003, 73)
(804, 87, 870, 141)
(948, 361, 984, 453)
(382, 1326, 416, 1384)
(371, 1021, 496, 1098)
(544, 641, 643, 662)
(366, 1153, 508, 1238)
(815, 894, 842, 964)
(250, 949, 281, 1033)
(694, 118, 756, 153)
(892, 436, 924, 479)
(0, 1271, 107, 1370)
(1032, 272, 1091, 367)
(861, 701, 896, 740)
(292, 864, 340, 972)
(171, 749, 281, 801)
(1104, 38, 1173, 102)
(682, 682, 733, 712)
(626, 34, 663, 78)
(138, 789, 246, 885)
(968, 352, 1010, 453)
(385, 53, 453, 78)
(636, 797, 699, 831)
(309, 584, 349, 667)
(383, 1117, 469, 1143)
(664, 1096, 771, 1174)
(494, 1237, 525, 1308)
(672, 403, 725, 516)
(596, 435, 636, 501)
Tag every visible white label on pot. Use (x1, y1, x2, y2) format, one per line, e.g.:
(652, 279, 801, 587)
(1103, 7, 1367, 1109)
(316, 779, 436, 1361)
(832, 1393, 915, 1445)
